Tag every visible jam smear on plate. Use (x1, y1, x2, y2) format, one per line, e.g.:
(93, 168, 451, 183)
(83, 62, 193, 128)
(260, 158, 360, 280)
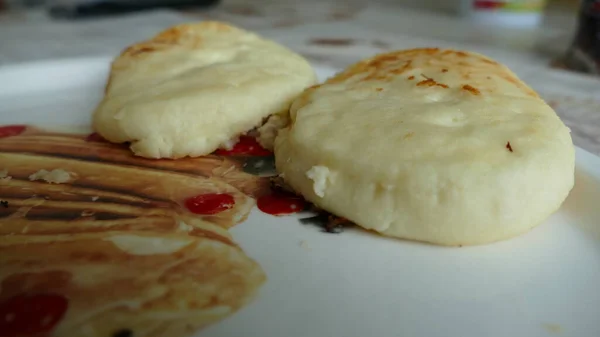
(184, 193, 236, 215)
(257, 192, 305, 216)
(214, 136, 271, 156)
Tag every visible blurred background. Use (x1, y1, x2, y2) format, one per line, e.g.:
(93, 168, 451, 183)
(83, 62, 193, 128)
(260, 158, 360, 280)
(1, 0, 599, 155)
(0, 0, 589, 70)
(0, 0, 597, 78)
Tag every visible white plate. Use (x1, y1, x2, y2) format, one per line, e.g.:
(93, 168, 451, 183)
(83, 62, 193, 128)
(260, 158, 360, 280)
(1, 58, 600, 337)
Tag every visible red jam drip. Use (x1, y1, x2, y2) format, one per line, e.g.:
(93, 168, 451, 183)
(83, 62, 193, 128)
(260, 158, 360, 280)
(214, 136, 271, 156)
(257, 192, 305, 216)
(0, 293, 69, 337)
(0, 125, 26, 139)
(185, 193, 235, 215)
(85, 132, 106, 142)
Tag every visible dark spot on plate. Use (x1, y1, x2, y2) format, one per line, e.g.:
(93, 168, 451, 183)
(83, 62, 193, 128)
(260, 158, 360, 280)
(241, 156, 276, 177)
(300, 213, 349, 234)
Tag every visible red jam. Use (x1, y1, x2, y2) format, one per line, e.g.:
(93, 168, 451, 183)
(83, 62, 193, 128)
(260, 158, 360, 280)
(214, 136, 271, 156)
(85, 132, 106, 142)
(0, 293, 69, 337)
(184, 193, 235, 215)
(257, 192, 305, 216)
(0, 125, 26, 139)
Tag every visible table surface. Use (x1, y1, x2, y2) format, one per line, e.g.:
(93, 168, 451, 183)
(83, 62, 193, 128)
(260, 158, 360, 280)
(1, 0, 599, 155)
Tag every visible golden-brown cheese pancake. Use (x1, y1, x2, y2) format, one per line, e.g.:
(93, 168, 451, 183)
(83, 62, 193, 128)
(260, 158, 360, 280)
(275, 48, 575, 246)
(93, 21, 316, 159)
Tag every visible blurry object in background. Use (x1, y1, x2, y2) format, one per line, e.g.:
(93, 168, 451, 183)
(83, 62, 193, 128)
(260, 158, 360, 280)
(385, 0, 459, 14)
(561, 0, 600, 75)
(1, 0, 47, 9)
(49, 0, 221, 19)
(459, 0, 548, 27)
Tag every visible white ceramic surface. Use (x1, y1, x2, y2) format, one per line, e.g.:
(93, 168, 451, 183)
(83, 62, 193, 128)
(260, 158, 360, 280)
(1, 58, 599, 337)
